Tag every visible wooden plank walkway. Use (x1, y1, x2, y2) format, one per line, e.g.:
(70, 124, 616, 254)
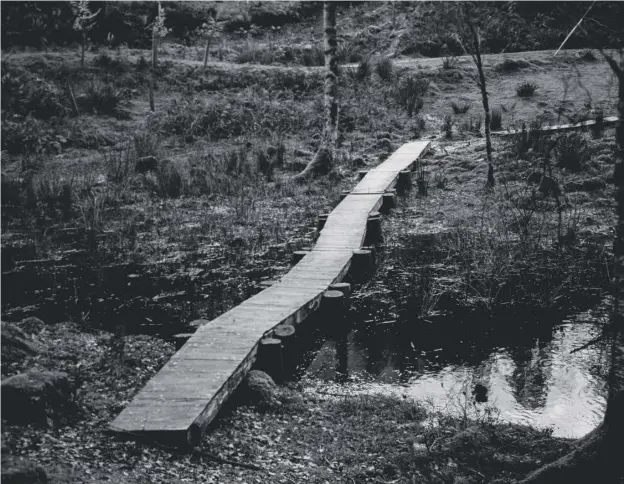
(491, 116, 619, 137)
(109, 141, 431, 445)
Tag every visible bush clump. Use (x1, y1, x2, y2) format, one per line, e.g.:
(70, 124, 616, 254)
(516, 81, 538, 98)
(555, 132, 590, 171)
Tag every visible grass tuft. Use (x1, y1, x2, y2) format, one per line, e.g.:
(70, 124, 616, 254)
(516, 81, 538, 98)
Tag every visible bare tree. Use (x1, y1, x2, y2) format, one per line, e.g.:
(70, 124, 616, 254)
(453, 2, 509, 188)
(520, 49, 624, 484)
(294, 1, 338, 183)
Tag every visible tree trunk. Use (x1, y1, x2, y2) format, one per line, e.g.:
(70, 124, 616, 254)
(294, 1, 338, 183)
(152, 31, 158, 69)
(521, 53, 624, 484)
(470, 25, 494, 187)
(203, 39, 211, 68)
(81, 32, 86, 69)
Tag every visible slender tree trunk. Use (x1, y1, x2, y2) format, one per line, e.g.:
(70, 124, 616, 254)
(81, 32, 86, 69)
(469, 24, 494, 187)
(521, 53, 624, 484)
(203, 39, 211, 68)
(152, 31, 158, 69)
(324, 1, 339, 147)
(294, 1, 338, 182)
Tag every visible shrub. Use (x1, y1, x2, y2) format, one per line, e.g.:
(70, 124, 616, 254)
(490, 108, 502, 131)
(357, 57, 373, 81)
(302, 45, 324, 67)
(395, 75, 428, 117)
(134, 131, 159, 158)
(590, 110, 605, 139)
(152, 161, 183, 198)
(460, 116, 482, 135)
(375, 56, 393, 81)
(513, 119, 550, 157)
(577, 49, 597, 62)
(442, 115, 454, 138)
(81, 81, 124, 115)
(555, 132, 590, 171)
(1, 65, 68, 119)
(494, 58, 530, 73)
(336, 42, 362, 63)
(442, 54, 458, 70)
(516, 81, 538, 98)
(451, 101, 471, 115)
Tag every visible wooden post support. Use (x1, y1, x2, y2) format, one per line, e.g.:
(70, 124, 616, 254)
(317, 213, 330, 231)
(365, 213, 383, 246)
(291, 250, 310, 264)
(321, 290, 348, 329)
(258, 337, 284, 382)
(397, 170, 412, 194)
(329, 282, 351, 298)
(358, 170, 369, 180)
(274, 324, 296, 343)
(351, 249, 374, 282)
(339, 190, 351, 201)
(381, 192, 396, 214)
(361, 245, 377, 266)
(273, 324, 297, 373)
(173, 333, 193, 350)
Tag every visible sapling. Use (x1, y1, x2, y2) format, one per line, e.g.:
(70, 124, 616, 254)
(70, 0, 101, 69)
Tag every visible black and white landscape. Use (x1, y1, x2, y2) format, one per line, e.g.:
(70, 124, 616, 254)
(2, 2, 624, 483)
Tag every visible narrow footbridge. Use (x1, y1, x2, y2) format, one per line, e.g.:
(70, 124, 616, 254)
(110, 141, 431, 445)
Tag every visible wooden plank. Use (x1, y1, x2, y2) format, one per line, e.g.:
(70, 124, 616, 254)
(109, 140, 430, 445)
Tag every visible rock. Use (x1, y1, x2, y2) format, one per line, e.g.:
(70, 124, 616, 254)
(19, 316, 46, 335)
(244, 370, 281, 406)
(135, 156, 158, 174)
(1, 454, 47, 484)
(1, 322, 41, 363)
(1, 370, 75, 425)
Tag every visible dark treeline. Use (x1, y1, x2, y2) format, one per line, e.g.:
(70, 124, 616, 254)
(1, 1, 622, 53)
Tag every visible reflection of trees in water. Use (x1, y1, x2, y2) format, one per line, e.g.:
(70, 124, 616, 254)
(508, 338, 552, 411)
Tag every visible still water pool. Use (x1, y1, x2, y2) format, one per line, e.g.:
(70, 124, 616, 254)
(305, 307, 610, 438)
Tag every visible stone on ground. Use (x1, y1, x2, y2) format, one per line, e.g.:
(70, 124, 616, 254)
(1, 370, 75, 425)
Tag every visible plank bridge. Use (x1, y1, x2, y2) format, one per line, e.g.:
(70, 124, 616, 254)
(110, 141, 431, 445)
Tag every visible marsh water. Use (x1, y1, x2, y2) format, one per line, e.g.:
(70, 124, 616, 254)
(304, 304, 610, 438)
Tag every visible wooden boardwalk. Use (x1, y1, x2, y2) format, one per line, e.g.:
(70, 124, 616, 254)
(109, 141, 430, 445)
(491, 115, 619, 136)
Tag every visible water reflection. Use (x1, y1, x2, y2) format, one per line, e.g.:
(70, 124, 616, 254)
(305, 311, 610, 438)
